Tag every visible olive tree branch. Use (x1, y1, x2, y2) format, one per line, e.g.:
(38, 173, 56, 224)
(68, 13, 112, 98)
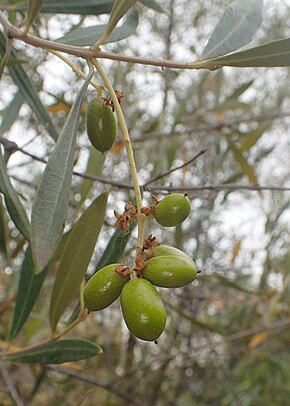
(0, 11, 215, 71)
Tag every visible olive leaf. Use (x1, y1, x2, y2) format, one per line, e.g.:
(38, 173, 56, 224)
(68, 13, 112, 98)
(96, 0, 138, 46)
(56, 9, 138, 46)
(0, 147, 31, 241)
(49, 191, 108, 333)
(17, 0, 115, 15)
(26, 0, 44, 32)
(202, 0, 263, 59)
(30, 70, 93, 273)
(202, 36, 290, 68)
(0, 92, 24, 137)
(3, 339, 102, 364)
(9, 246, 48, 340)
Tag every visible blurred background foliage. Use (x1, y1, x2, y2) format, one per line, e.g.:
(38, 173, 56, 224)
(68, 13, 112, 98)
(0, 0, 290, 404)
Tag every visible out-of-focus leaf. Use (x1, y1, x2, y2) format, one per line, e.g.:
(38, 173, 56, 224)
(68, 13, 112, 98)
(248, 332, 268, 349)
(231, 240, 241, 264)
(0, 92, 24, 136)
(239, 122, 270, 152)
(0, 148, 30, 241)
(98, 0, 138, 45)
(17, 0, 114, 15)
(0, 196, 10, 263)
(201, 274, 254, 294)
(226, 80, 254, 101)
(56, 9, 138, 46)
(226, 136, 258, 184)
(94, 226, 132, 273)
(31, 71, 93, 273)
(202, 0, 263, 59)
(203, 37, 290, 68)
(49, 191, 108, 332)
(140, 0, 164, 13)
(9, 246, 48, 340)
(26, 0, 44, 32)
(78, 147, 106, 209)
(4, 339, 102, 364)
(0, 31, 58, 142)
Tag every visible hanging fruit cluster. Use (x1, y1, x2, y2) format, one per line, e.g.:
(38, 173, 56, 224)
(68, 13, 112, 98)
(85, 94, 197, 341)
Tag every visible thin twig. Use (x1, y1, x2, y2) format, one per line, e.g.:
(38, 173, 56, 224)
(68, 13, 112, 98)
(0, 361, 25, 406)
(0, 11, 214, 71)
(47, 365, 143, 406)
(143, 149, 207, 187)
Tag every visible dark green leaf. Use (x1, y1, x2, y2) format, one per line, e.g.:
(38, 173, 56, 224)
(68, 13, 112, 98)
(0, 148, 30, 240)
(17, 0, 114, 15)
(56, 10, 138, 46)
(4, 339, 102, 364)
(26, 0, 44, 32)
(94, 227, 132, 273)
(9, 246, 48, 340)
(0, 31, 58, 142)
(203, 37, 290, 68)
(0, 196, 10, 264)
(226, 80, 254, 101)
(49, 191, 108, 332)
(202, 0, 263, 59)
(0, 92, 24, 136)
(31, 71, 93, 272)
(78, 147, 106, 209)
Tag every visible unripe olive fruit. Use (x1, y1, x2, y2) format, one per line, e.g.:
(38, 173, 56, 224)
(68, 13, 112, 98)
(121, 278, 166, 341)
(154, 194, 191, 227)
(145, 244, 194, 264)
(84, 263, 129, 311)
(86, 97, 117, 153)
(143, 255, 197, 288)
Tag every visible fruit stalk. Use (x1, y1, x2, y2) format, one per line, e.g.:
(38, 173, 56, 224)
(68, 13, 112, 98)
(92, 59, 145, 274)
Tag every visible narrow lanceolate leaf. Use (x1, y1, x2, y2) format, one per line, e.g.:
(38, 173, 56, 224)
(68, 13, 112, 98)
(3, 339, 102, 364)
(98, 0, 138, 45)
(226, 136, 258, 184)
(17, 0, 115, 15)
(26, 0, 44, 32)
(239, 122, 270, 152)
(49, 191, 108, 332)
(0, 148, 30, 240)
(78, 147, 106, 209)
(203, 37, 290, 68)
(0, 31, 58, 142)
(56, 10, 138, 46)
(31, 71, 93, 273)
(0, 92, 24, 136)
(202, 0, 263, 59)
(0, 196, 10, 263)
(94, 227, 131, 273)
(9, 246, 48, 340)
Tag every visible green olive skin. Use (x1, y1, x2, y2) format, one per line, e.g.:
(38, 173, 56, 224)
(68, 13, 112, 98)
(121, 279, 166, 341)
(86, 98, 117, 153)
(84, 263, 129, 311)
(143, 255, 197, 288)
(144, 244, 194, 264)
(154, 194, 191, 227)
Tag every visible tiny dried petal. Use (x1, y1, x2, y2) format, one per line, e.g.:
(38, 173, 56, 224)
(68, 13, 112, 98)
(115, 265, 131, 277)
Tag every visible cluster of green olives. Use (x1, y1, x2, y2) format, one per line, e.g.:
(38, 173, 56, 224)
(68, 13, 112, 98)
(84, 245, 197, 342)
(86, 96, 117, 153)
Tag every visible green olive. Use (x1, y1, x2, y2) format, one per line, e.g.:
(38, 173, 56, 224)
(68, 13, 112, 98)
(86, 97, 117, 153)
(143, 255, 197, 288)
(144, 244, 194, 264)
(84, 263, 129, 311)
(154, 194, 191, 227)
(121, 278, 166, 341)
